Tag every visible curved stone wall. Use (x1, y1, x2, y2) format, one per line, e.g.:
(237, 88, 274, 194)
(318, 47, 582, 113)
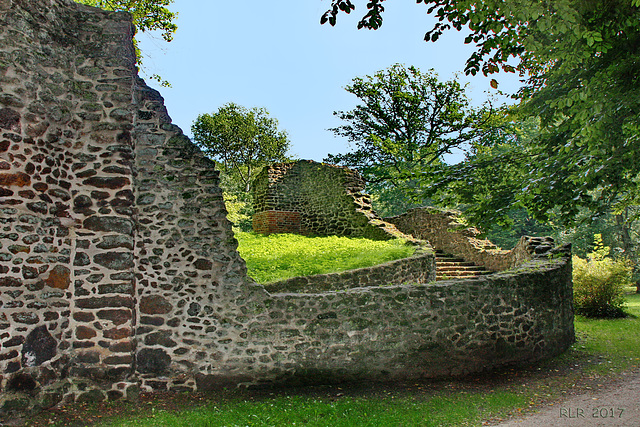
(0, 0, 574, 417)
(262, 244, 435, 294)
(387, 207, 557, 271)
(238, 251, 573, 384)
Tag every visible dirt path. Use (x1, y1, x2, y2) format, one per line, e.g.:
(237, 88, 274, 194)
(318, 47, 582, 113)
(492, 371, 640, 427)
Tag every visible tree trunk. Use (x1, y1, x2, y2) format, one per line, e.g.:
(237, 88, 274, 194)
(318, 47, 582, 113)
(615, 211, 633, 255)
(616, 209, 639, 293)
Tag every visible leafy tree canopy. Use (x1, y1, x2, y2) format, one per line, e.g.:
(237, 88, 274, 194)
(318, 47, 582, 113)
(192, 103, 291, 192)
(425, 107, 538, 229)
(325, 64, 490, 213)
(323, 0, 640, 226)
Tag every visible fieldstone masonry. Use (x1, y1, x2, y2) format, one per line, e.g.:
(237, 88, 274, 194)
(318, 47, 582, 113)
(263, 244, 436, 294)
(387, 207, 558, 272)
(0, 0, 575, 418)
(0, 0, 142, 409)
(253, 160, 404, 240)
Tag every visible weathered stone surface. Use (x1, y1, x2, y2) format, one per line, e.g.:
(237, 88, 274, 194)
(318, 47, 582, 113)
(0, 277, 22, 287)
(73, 195, 93, 208)
(103, 328, 131, 340)
(73, 312, 95, 322)
(11, 312, 39, 325)
(26, 201, 48, 214)
(83, 216, 134, 234)
(76, 326, 97, 340)
(7, 373, 37, 392)
(136, 348, 171, 374)
(21, 326, 57, 367)
(44, 265, 71, 289)
(83, 176, 130, 189)
(194, 258, 212, 270)
(94, 252, 134, 270)
(0, 93, 25, 108)
(139, 295, 172, 315)
(97, 309, 131, 325)
(0, 172, 30, 187)
(73, 252, 91, 266)
(144, 331, 177, 348)
(3, 336, 25, 348)
(76, 296, 133, 309)
(96, 235, 134, 250)
(0, 108, 20, 132)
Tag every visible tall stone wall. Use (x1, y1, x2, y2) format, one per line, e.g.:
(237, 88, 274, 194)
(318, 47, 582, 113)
(0, 0, 249, 408)
(252, 161, 403, 240)
(0, 0, 141, 403)
(0, 0, 575, 418)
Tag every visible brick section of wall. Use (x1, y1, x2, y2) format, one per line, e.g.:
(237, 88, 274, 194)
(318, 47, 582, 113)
(252, 211, 301, 235)
(252, 161, 405, 240)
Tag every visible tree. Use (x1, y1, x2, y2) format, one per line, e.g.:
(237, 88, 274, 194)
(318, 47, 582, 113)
(192, 103, 291, 192)
(425, 108, 540, 230)
(325, 64, 490, 213)
(322, 1, 640, 225)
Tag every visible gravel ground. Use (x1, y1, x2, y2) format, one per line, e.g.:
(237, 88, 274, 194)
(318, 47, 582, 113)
(493, 370, 640, 427)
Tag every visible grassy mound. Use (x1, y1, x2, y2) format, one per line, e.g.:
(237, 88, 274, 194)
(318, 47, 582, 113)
(235, 232, 415, 284)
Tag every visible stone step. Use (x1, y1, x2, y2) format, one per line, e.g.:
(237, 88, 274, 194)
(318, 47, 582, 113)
(434, 250, 490, 281)
(437, 266, 488, 273)
(436, 270, 492, 277)
(437, 261, 477, 267)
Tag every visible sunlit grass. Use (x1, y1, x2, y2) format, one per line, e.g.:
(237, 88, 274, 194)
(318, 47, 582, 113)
(235, 232, 415, 283)
(95, 292, 640, 427)
(103, 392, 529, 427)
(573, 291, 640, 375)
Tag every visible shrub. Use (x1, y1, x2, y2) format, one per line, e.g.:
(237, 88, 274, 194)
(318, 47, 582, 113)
(572, 234, 632, 318)
(223, 192, 253, 232)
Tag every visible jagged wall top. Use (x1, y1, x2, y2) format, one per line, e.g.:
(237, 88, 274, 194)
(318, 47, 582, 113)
(252, 160, 405, 239)
(0, 0, 249, 407)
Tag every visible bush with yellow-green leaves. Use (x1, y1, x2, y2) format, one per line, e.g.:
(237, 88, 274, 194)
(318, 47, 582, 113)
(573, 234, 632, 318)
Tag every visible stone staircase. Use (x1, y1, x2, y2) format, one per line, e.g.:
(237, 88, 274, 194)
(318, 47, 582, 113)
(435, 250, 492, 281)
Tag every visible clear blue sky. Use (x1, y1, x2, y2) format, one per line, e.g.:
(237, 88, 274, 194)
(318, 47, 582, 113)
(138, 0, 522, 162)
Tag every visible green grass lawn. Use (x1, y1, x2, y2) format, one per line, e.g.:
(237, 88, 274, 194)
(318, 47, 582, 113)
(573, 288, 640, 374)
(235, 232, 416, 283)
(101, 392, 529, 427)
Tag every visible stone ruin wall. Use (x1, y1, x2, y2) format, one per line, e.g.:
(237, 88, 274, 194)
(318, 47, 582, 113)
(262, 244, 436, 294)
(0, 0, 142, 402)
(0, 0, 575, 417)
(387, 207, 557, 272)
(0, 0, 252, 407)
(252, 160, 403, 240)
